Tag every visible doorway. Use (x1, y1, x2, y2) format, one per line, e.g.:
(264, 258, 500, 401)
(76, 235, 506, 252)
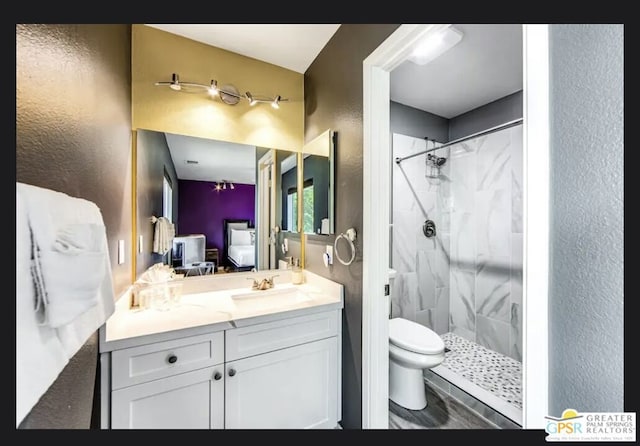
(257, 149, 277, 270)
(362, 24, 550, 429)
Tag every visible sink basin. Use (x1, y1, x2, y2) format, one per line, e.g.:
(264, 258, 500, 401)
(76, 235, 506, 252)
(230, 286, 312, 305)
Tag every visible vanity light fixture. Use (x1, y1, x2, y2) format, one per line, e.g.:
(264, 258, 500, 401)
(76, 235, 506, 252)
(245, 91, 257, 106)
(155, 73, 288, 108)
(155, 73, 209, 93)
(212, 180, 235, 191)
(208, 80, 219, 97)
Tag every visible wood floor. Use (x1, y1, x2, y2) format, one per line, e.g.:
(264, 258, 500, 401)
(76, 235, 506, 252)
(389, 382, 498, 429)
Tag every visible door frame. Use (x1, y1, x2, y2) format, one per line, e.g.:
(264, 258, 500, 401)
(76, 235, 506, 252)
(257, 149, 275, 270)
(361, 24, 550, 429)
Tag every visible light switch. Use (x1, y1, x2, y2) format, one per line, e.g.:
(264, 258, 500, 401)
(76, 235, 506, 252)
(118, 240, 125, 264)
(325, 244, 333, 265)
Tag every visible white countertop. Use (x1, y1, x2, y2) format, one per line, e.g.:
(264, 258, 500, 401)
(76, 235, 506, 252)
(100, 270, 344, 352)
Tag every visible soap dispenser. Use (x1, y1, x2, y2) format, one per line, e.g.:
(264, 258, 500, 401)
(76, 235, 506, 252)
(291, 258, 303, 285)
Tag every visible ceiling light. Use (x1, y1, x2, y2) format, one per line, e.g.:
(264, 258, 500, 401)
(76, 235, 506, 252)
(271, 95, 281, 109)
(214, 183, 222, 191)
(222, 181, 226, 190)
(246, 91, 257, 106)
(229, 182, 235, 190)
(407, 26, 463, 66)
(208, 80, 218, 96)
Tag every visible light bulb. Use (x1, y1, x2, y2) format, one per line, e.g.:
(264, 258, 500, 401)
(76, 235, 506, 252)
(271, 95, 281, 109)
(208, 80, 218, 96)
(169, 73, 181, 91)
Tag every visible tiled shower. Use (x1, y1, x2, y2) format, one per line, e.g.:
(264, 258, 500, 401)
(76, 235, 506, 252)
(390, 123, 523, 423)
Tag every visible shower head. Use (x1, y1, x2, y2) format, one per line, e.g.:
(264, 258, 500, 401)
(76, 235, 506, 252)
(427, 153, 447, 167)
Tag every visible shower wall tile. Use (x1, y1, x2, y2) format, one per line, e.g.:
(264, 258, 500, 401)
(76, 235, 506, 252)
(450, 321, 475, 343)
(393, 165, 416, 212)
(449, 152, 476, 213)
(416, 250, 436, 310)
(476, 315, 510, 357)
(476, 189, 511, 258)
(434, 286, 450, 335)
(510, 233, 523, 306)
(510, 303, 522, 362)
(510, 126, 523, 233)
(434, 234, 450, 288)
(511, 175, 523, 234)
(476, 130, 512, 192)
(475, 256, 511, 323)
(415, 309, 434, 331)
(392, 271, 418, 321)
(393, 133, 426, 159)
(449, 268, 475, 337)
(451, 211, 476, 270)
(392, 210, 416, 273)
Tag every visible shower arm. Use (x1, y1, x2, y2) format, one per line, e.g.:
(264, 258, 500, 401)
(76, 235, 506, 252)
(394, 117, 524, 165)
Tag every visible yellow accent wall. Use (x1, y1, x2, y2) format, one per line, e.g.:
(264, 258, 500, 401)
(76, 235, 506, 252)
(132, 25, 304, 152)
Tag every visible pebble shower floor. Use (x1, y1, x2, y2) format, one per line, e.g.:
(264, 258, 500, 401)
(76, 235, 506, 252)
(440, 332, 522, 410)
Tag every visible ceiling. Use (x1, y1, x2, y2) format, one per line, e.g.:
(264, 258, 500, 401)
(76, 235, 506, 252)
(145, 24, 341, 73)
(165, 133, 257, 184)
(391, 24, 523, 118)
(157, 24, 522, 178)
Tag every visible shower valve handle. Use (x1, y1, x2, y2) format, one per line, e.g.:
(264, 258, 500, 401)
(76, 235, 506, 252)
(423, 220, 436, 238)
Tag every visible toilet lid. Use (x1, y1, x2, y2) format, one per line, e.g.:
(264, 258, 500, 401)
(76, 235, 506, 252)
(389, 318, 445, 355)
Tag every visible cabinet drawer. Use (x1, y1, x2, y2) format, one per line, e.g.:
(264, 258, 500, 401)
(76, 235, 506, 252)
(112, 331, 224, 390)
(226, 310, 338, 361)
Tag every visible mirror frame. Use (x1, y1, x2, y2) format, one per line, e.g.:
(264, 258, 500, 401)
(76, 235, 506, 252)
(130, 128, 304, 280)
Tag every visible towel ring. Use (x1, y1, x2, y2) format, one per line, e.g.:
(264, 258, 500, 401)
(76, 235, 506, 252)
(334, 228, 357, 266)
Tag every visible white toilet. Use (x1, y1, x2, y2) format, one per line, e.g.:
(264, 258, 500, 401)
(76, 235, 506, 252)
(388, 269, 446, 410)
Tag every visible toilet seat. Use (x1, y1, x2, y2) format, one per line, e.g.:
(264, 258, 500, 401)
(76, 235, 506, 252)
(389, 318, 445, 355)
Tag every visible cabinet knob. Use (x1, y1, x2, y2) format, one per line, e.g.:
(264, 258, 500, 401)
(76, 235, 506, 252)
(213, 372, 222, 381)
(228, 368, 236, 377)
(167, 355, 178, 364)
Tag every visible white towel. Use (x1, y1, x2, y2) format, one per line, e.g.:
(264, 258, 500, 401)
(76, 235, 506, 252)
(16, 182, 116, 427)
(152, 216, 175, 255)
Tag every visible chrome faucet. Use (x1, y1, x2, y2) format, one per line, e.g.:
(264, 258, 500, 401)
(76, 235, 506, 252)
(247, 275, 279, 290)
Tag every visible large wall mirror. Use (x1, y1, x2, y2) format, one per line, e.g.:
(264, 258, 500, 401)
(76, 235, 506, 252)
(300, 129, 336, 238)
(135, 129, 301, 279)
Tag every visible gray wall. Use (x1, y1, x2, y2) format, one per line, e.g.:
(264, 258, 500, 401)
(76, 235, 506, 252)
(16, 24, 132, 428)
(549, 24, 624, 414)
(136, 130, 179, 278)
(449, 90, 523, 141)
(390, 100, 449, 143)
(304, 24, 400, 428)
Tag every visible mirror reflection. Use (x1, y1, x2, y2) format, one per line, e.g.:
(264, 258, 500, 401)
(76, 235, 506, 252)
(135, 129, 298, 279)
(301, 129, 335, 236)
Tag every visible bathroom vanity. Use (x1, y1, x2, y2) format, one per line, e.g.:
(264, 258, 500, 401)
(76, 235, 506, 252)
(99, 270, 343, 429)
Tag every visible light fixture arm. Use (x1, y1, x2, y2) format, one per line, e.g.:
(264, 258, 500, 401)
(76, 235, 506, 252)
(155, 72, 288, 107)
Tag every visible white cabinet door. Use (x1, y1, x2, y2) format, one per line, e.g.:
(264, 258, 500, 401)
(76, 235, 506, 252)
(225, 337, 338, 429)
(111, 366, 224, 429)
